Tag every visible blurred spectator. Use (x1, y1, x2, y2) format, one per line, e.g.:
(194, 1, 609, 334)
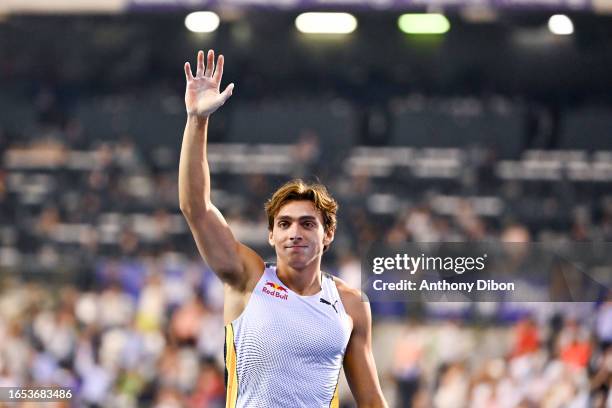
(511, 317, 540, 358)
(290, 129, 321, 177)
(557, 319, 592, 370)
(187, 358, 225, 408)
(391, 319, 424, 408)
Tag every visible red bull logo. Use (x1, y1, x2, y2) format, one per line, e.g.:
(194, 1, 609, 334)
(262, 281, 289, 300)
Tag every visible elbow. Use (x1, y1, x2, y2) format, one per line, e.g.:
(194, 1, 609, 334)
(179, 203, 194, 218)
(179, 202, 210, 220)
(179, 205, 195, 221)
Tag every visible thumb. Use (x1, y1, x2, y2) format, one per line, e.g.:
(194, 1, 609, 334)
(220, 83, 234, 102)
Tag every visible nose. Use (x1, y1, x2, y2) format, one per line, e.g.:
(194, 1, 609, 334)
(288, 223, 303, 241)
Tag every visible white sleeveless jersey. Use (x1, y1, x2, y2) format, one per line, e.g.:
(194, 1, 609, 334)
(224, 264, 352, 408)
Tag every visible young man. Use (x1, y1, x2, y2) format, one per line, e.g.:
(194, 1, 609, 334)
(179, 50, 388, 408)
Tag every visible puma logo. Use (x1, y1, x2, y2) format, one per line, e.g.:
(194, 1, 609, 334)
(320, 298, 338, 314)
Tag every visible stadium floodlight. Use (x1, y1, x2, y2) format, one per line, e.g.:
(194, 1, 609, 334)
(398, 13, 450, 34)
(185, 11, 220, 33)
(548, 14, 574, 35)
(295, 12, 357, 34)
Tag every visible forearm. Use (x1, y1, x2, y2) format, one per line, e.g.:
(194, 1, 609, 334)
(352, 378, 388, 408)
(178, 114, 211, 215)
(357, 395, 388, 408)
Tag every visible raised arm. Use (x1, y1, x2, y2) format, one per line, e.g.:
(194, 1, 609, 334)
(179, 50, 263, 289)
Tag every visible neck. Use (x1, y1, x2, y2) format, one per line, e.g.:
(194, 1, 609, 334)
(275, 258, 322, 296)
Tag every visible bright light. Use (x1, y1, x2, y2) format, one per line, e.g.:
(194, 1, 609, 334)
(295, 12, 357, 34)
(185, 11, 220, 33)
(548, 14, 574, 35)
(398, 14, 450, 34)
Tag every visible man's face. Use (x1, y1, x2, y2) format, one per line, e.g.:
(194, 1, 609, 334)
(268, 200, 334, 270)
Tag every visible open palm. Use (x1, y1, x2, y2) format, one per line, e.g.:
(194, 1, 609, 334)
(184, 50, 234, 117)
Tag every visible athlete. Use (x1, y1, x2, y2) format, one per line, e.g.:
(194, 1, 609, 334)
(179, 50, 388, 408)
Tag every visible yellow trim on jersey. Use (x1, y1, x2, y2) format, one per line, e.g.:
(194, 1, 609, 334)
(329, 385, 339, 408)
(225, 324, 238, 408)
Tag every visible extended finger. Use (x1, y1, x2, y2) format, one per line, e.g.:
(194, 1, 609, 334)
(220, 83, 234, 102)
(196, 50, 204, 77)
(205, 49, 215, 77)
(184, 62, 194, 81)
(213, 54, 224, 83)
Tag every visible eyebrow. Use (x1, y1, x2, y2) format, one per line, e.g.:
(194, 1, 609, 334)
(276, 215, 318, 222)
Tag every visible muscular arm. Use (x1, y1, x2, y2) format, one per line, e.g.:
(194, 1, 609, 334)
(340, 285, 388, 408)
(179, 50, 263, 289)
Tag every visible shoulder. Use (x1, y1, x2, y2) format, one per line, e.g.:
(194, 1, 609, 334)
(332, 275, 363, 304)
(330, 275, 371, 331)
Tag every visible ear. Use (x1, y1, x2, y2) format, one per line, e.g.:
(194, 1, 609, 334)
(323, 229, 335, 247)
(268, 230, 275, 247)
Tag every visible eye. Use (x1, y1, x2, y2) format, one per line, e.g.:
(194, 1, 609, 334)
(303, 221, 315, 228)
(278, 221, 289, 228)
